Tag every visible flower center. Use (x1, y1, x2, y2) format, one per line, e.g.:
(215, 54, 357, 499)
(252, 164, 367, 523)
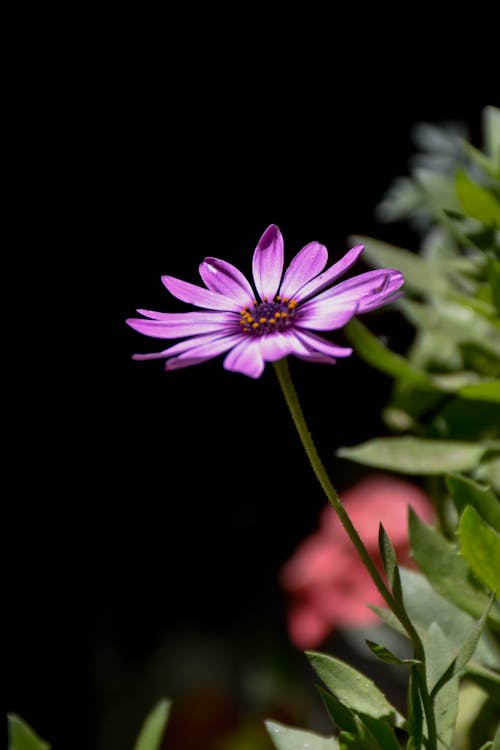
(239, 295, 297, 335)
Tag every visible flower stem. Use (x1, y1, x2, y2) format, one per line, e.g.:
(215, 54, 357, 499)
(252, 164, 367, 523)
(273, 357, 437, 749)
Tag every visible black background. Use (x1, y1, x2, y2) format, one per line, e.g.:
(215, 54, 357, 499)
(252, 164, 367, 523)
(5, 12, 497, 749)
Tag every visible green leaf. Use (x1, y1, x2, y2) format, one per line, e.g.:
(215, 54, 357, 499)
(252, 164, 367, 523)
(378, 524, 401, 598)
(459, 380, 500, 404)
(431, 594, 496, 698)
(365, 639, 420, 666)
(337, 437, 489, 474)
(8, 715, 50, 750)
(446, 474, 500, 533)
(265, 720, 338, 750)
(456, 169, 500, 227)
(408, 508, 497, 626)
(458, 506, 500, 591)
(318, 687, 359, 735)
(420, 622, 459, 747)
(343, 319, 433, 387)
(350, 236, 450, 297)
(375, 569, 500, 669)
(355, 715, 401, 750)
(133, 699, 171, 750)
(306, 652, 402, 725)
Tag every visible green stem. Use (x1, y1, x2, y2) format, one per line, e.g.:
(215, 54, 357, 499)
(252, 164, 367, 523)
(273, 358, 437, 749)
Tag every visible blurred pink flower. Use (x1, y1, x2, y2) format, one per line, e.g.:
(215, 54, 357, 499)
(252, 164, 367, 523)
(280, 475, 434, 649)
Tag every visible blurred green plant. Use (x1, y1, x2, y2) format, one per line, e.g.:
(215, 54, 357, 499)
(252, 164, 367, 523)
(265, 107, 500, 750)
(7, 699, 171, 750)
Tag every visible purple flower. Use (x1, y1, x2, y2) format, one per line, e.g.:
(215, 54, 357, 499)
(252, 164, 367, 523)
(126, 225, 403, 378)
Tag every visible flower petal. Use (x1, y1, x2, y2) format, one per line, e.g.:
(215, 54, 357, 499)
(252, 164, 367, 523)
(259, 331, 299, 362)
(165, 333, 246, 371)
(162, 275, 241, 311)
(294, 244, 365, 302)
(126, 311, 237, 339)
(132, 331, 237, 360)
(279, 241, 328, 299)
(295, 352, 337, 365)
(223, 337, 265, 378)
(306, 269, 404, 311)
(296, 302, 357, 331)
(199, 258, 255, 306)
(294, 329, 353, 358)
(252, 224, 284, 301)
(361, 290, 404, 312)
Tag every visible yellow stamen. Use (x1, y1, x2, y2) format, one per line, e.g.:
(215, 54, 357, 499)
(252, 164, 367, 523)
(252, 322, 259, 329)
(259, 317, 267, 324)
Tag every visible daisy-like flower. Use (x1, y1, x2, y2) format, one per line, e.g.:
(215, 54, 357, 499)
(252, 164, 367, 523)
(126, 225, 403, 378)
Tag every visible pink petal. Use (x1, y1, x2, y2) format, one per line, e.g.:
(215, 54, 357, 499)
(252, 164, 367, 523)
(294, 329, 353, 358)
(162, 275, 241, 311)
(296, 302, 357, 331)
(199, 257, 255, 306)
(223, 337, 265, 378)
(165, 333, 246, 371)
(287, 602, 332, 649)
(259, 331, 299, 362)
(126, 312, 237, 339)
(132, 331, 237, 360)
(294, 244, 365, 302)
(251, 224, 284, 301)
(294, 352, 337, 365)
(279, 241, 328, 299)
(307, 269, 403, 311)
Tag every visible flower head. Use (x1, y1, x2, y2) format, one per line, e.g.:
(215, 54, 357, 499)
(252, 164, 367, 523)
(280, 476, 434, 649)
(127, 225, 403, 378)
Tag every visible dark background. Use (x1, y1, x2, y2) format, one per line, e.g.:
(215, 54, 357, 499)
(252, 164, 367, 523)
(5, 13, 497, 749)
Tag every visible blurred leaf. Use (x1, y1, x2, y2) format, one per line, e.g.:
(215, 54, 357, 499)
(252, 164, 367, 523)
(483, 106, 500, 166)
(493, 720, 500, 749)
(488, 258, 500, 313)
(408, 507, 498, 627)
(456, 170, 500, 227)
(337, 437, 489, 474)
(350, 236, 450, 296)
(318, 687, 359, 734)
(401, 299, 500, 359)
(459, 380, 500, 404)
(446, 474, 500, 533)
(365, 640, 419, 666)
(343, 319, 433, 387)
(7, 715, 50, 750)
(458, 506, 500, 591)
(306, 652, 402, 725)
(133, 699, 171, 750)
(421, 622, 459, 746)
(476, 458, 500, 493)
(427, 398, 500, 442)
(416, 168, 462, 213)
(265, 720, 338, 750)
(466, 662, 500, 705)
(431, 595, 495, 698)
